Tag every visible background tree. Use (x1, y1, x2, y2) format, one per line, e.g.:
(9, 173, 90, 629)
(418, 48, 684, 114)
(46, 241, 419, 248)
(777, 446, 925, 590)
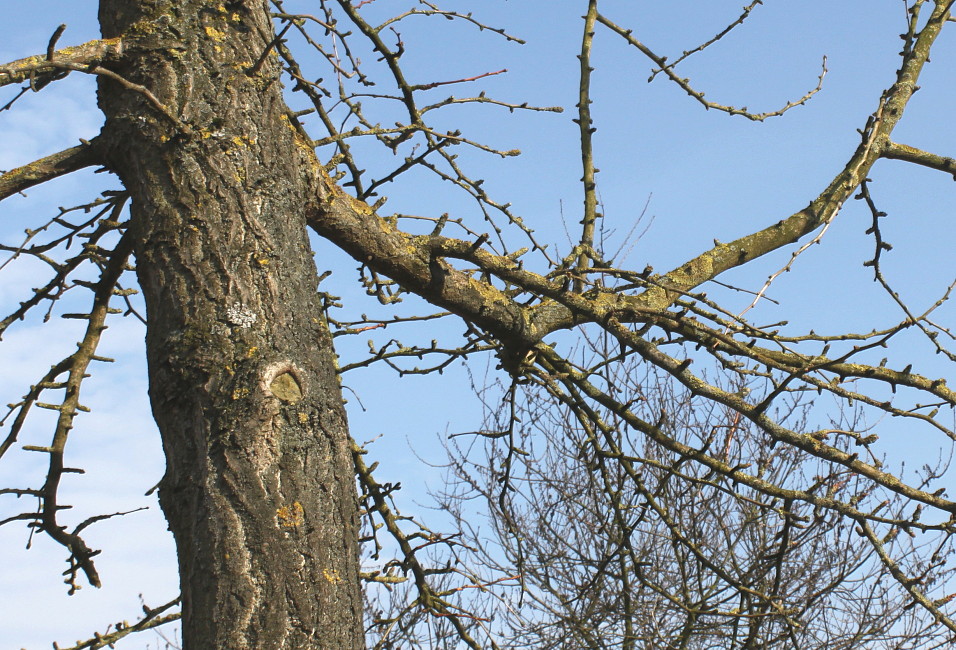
(429, 339, 950, 649)
(2, 1, 956, 648)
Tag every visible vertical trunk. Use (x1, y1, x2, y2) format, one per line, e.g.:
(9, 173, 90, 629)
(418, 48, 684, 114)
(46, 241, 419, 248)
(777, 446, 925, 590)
(95, 1, 363, 647)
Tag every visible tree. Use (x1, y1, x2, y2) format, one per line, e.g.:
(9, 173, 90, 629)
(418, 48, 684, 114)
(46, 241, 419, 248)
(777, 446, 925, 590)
(432, 342, 948, 648)
(2, 1, 956, 648)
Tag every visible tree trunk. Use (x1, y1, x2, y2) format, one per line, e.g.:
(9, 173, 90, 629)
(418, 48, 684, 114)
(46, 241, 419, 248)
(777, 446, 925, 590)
(95, 1, 363, 647)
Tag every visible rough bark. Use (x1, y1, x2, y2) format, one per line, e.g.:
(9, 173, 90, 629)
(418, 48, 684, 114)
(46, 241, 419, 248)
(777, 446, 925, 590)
(95, 1, 363, 647)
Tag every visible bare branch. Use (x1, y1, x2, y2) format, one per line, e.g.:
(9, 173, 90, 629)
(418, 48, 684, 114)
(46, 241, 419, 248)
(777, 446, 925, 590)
(0, 140, 101, 202)
(597, 12, 826, 122)
(1, 224, 134, 592)
(574, 0, 599, 291)
(0, 37, 123, 89)
(640, 2, 950, 305)
(648, 0, 766, 81)
(54, 597, 181, 650)
(883, 140, 956, 179)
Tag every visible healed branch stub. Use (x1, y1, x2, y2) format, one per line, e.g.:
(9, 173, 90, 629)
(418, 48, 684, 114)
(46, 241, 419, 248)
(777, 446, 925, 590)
(95, 2, 362, 647)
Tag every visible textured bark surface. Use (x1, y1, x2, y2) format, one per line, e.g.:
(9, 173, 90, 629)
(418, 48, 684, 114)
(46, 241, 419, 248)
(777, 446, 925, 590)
(95, 1, 363, 647)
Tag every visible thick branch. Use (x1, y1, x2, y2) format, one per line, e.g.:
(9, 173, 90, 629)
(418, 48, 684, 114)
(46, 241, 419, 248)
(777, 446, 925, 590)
(308, 4, 954, 349)
(307, 168, 534, 351)
(310, 167, 956, 422)
(0, 140, 100, 202)
(0, 37, 123, 89)
(882, 141, 956, 179)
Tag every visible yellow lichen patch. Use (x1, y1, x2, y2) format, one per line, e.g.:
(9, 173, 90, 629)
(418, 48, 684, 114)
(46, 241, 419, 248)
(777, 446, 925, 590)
(280, 113, 316, 153)
(232, 387, 249, 400)
(232, 134, 255, 148)
(212, 3, 241, 22)
(246, 346, 258, 358)
(293, 133, 315, 155)
(204, 25, 228, 41)
(256, 258, 270, 266)
(323, 568, 343, 584)
(297, 411, 309, 424)
(279, 113, 296, 132)
(128, 18, 160, 37)
(277, 502, 305, 528)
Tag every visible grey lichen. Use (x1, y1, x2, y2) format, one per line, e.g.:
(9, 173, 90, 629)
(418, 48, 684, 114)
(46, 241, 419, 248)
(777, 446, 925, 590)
(226, 302, 257, 328)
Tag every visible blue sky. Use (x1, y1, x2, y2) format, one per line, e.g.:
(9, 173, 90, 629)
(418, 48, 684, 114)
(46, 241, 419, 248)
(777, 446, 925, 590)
(2, 2, 956, 647)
